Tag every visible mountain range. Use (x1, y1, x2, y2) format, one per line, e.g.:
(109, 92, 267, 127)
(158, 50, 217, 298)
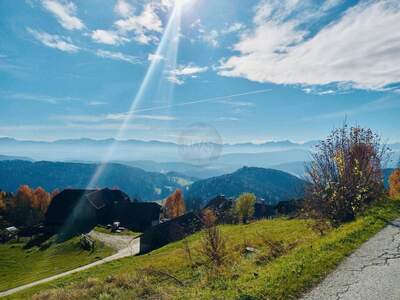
(0, 137, 320, 162)
(0, 137, 398, 182)
(0, 159, 396, 207)
(0, 160, 308, 205)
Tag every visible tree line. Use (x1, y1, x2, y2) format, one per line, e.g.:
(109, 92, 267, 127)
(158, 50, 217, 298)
(0, 185, 58, 228)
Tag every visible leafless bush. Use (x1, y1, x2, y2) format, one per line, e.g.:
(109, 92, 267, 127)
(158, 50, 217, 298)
(182, 239, 194, 268)
(305, 124, 390, 225)
(255, 233, 287, 265)
(199, 209, 227, 267)
(310, 219, 332, 236)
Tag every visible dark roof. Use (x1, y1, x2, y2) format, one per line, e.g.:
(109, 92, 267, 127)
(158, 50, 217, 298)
(203, 195, 234, 210)
(45, 188, 162, 239)
(45, 188, 130, 226)
(140, 212, 203, 253)
(86, 188, 130, 210)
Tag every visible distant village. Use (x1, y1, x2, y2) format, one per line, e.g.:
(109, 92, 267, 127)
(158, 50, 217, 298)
(0, 187, 303, 253)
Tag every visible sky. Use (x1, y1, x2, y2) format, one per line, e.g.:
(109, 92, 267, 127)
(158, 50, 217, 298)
(0, 0, 399, 144)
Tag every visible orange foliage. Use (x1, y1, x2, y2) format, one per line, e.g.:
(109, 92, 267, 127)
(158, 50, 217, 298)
(164, 189, 185, 219)
(13, 185, 34, 207)
(33, 187, 51, 213)
(0, 192, 5, 212)
(389, 169, 400, 199)
(13, 185, 52, 213)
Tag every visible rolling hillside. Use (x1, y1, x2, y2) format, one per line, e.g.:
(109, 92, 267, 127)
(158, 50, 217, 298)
(11, 199, 400, 300)
(185, 166, 307, 206)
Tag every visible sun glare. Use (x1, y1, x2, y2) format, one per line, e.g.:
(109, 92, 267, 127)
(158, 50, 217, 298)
(174, 0, 192, 9)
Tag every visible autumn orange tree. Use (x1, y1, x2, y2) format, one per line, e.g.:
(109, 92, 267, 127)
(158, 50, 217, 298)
(0, 191, 6, 213)
(389, 168, 400, 199)
(164, 189, 185, 219)
(7, 185, 52, 227)
(32, 187, 51, 214)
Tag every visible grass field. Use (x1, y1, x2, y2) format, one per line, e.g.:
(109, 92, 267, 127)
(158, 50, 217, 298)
(6, 198, 400, 300)
(0, 236, 114, 292)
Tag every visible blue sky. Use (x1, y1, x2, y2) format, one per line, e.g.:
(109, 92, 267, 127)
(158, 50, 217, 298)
(0, 0, 399, 143)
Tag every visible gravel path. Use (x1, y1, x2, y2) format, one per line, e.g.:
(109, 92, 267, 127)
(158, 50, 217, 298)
(88, 231, 137, 251)
(0, 232, 140, 298)
(302, 219, 400, 300)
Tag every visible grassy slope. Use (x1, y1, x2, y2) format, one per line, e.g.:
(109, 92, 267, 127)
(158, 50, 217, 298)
(7, 198, 400, 300)
(0, 236, 113, 292)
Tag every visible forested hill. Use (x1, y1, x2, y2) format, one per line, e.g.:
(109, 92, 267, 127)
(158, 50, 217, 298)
(0, 160, 183, 200)
(185, 166, 307, 206)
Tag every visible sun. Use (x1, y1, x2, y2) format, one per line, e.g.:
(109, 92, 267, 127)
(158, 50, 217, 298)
(174, 0, 192, 9)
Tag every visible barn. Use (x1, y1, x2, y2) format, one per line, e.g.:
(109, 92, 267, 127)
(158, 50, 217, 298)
(45, 188, 161, 239)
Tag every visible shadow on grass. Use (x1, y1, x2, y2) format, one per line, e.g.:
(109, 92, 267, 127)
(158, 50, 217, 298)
(376, 216, 400, 228)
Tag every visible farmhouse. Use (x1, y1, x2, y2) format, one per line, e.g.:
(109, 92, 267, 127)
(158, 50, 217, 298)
(45, 188, 161, 238)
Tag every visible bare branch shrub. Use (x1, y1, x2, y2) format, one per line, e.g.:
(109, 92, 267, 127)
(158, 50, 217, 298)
(310, 219, 332, 236)
(199, 209, 227, 267)
(182, 238, 194, 268)
(305, 124, 389, 225)
(254, 234, 286, 265)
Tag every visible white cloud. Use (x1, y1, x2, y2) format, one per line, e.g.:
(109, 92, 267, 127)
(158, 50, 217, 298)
(221, 23, 245, 35)
(88, 101, 107, 106)
(217, 99, 254, 107)
(191, 19, 245, 48)
(218, 0, 400, 91)
(115, 3, 163, 44)
(107, 113, 176, 121)
(202, 29, 219, 47)
(216, 117, 239, 121)
(168, 64, 208, 85)
(95, 50, 141, 64)
(3, 91, 79, 104)
(91, 29, 129, 45)
(148, 53, 164, 62)
(170, 65, 208, 76)
(114, 0, 133, 18)
(167, 75, 184, 85)
(27, 28, 79, 53)
(191, 19, 219, 47)
(54, 113, 176, 122)
(42, 0, 84, 30)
